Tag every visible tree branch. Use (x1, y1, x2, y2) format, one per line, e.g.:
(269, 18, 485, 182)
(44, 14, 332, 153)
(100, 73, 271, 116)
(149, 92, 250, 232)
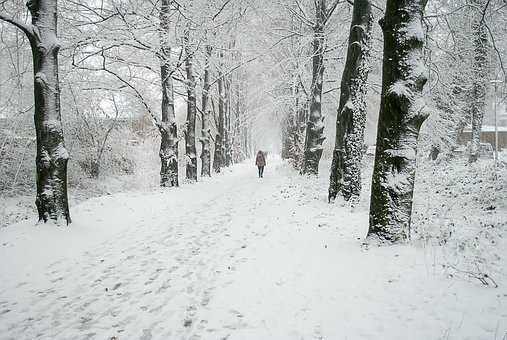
(0, 14, 35, 40)
(325, 0, 341, 24)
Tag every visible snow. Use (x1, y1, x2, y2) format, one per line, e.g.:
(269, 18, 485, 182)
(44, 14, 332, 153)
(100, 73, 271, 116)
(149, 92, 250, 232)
(387, 80, 413, 98)
(385, 147, 417, 160)
(463, 125, 507, 133)
(398, 16, 425, 43)
(1, 157, 506, 339)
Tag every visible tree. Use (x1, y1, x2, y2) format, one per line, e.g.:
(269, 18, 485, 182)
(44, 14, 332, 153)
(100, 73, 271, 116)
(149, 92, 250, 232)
(213, 51, 225, 173)
(328, 0, 373, 202)
(159, 0, 179, 187)
(223, 39, 235, 168)
(469, 0, 489, 163)
(224, 70, 233, 167)
(421, 0, 491, 161)
(0, 0, 71, 224)
(69, 90, 120, 178)
(302, 0, 339, 175)
(282, 79, 308, 169)
(184, 26, 198, 181)
(368, 0, 429, 242)
(200, 44, 213, 177)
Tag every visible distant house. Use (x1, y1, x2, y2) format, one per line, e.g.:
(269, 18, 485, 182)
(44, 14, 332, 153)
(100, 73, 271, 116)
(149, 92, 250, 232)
(458, 125, 507, 151)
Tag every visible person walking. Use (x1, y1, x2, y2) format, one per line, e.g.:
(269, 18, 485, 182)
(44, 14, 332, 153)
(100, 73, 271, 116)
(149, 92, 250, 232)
(255, 150, 266, 178)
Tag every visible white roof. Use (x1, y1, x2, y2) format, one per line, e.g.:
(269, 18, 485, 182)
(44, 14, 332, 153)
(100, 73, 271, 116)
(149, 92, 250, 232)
(463, 125, 507, 132)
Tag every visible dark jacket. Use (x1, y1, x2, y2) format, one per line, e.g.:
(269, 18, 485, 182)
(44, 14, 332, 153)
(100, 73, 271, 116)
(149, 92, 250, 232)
(255, 152, 266, 167)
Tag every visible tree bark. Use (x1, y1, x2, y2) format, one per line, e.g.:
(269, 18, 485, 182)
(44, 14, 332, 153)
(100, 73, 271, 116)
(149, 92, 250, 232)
(283, 79, 308, 170)
(329, 0, 373, 202)
(213, 61, 225, 173)
(159, 0, 179, 187)
(0, 0, 72, 224)
(368, 0, 429, 242)
(302, 0, 327, 175)
(295, 100, 309, 169)
(283, 80, 299, 161)
(224, 75, 233, 167)
(184, 28, 198, 181)
(200, 45, 212, 177)
(469, 0, 489, 163)
(233, 77, 241, 162)
(281, 113, 293, 160)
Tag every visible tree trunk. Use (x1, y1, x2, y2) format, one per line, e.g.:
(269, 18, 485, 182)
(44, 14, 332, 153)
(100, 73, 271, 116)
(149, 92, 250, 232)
(159, 0, 179, 187)
(302, 0, 326, 175)
(213, 65, 225, 173)
(233, 78, 241, 162)
(200, 45, 212, 177)
(224, 76, 233, 167)
(184, 29, 198, 181)
(469, 0, 489, 163)
(281, 114, 292, 160)
(368, 0, 429, 242)
(283, 80, 299, 162)
(329, 0, 373, 202)
(430, 71, 470, 159)
(0, 0, 72, 224)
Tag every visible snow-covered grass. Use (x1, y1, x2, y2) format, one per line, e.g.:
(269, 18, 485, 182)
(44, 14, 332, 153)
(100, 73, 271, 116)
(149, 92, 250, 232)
(412, 155, 507, 288)
(0, 156, 506, 339)
(0, 137, 161, 229)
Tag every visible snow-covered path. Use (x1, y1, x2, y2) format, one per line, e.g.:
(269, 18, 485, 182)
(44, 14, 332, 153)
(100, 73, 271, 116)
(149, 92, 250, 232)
(1, 159, 506, 340)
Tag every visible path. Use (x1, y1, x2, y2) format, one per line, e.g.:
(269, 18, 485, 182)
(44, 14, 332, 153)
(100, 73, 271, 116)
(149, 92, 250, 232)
(0, 159, 505, 339)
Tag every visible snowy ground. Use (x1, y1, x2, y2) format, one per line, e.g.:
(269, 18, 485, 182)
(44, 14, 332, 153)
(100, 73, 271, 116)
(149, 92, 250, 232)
(1, 157, 506, 340)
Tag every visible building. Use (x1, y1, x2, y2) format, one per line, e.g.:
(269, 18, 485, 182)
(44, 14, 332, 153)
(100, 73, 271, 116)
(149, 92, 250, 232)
(458, 125, 507, 151)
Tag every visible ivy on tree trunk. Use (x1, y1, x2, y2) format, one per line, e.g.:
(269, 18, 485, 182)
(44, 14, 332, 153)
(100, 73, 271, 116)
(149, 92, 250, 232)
(184, 28, 198, 181)
(329, 0, 373, 202)
(368, 0, 429, 242)
(469, 0, 489, 163)
(302, 0, 326, 175)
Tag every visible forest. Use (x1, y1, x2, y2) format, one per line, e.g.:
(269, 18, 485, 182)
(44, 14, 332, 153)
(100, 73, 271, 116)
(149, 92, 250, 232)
(0, 0, 506, 339)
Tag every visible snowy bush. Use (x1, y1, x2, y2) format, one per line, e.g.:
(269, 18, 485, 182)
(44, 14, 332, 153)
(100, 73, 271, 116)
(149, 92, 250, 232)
(412, 156, 507, 286)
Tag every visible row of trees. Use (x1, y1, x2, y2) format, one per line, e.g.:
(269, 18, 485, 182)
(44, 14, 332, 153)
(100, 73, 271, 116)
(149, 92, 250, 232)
(1, 0, 504, 243)
(279, 0, 504, 242)
(0, 0, 254, 225)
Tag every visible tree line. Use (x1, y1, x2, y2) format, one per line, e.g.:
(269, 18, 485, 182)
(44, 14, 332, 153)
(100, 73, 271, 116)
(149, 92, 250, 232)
(0, 0, 504, 244)
(1, 0, 254, 225)
(279, 0, 503, 242)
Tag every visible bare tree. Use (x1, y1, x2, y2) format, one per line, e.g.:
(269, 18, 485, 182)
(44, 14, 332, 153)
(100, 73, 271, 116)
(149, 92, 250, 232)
(184, 26, 198, 181)
(469, 0, 489, 162)
(200, 44, 213, 177)
(329, 0, 373, 202)
(213, 51, 225, 173)
(70, 89, 120, 178)
(368, 0, 429, 242)
(302, 0, 339, 175)
(159, 0, 179, 187)
(0, 0, 71, 224)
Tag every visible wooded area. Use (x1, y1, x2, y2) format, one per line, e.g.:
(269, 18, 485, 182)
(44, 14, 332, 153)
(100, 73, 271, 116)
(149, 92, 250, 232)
(1, 0, 504, 242)
(0, 0, 506, 337)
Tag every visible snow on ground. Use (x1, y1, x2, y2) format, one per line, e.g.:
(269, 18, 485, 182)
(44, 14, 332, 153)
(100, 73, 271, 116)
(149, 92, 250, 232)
(0, 156, 506, 340)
